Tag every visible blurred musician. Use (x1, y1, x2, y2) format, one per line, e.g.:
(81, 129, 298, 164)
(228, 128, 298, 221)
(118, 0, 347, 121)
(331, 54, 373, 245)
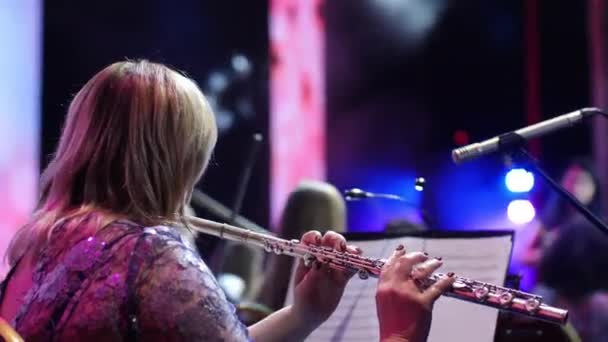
(524, 159, 608, 341)
(254, 180, 347, 312)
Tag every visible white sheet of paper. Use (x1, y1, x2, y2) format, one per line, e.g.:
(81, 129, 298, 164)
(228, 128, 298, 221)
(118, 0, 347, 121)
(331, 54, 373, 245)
(284, 233, 513, 342)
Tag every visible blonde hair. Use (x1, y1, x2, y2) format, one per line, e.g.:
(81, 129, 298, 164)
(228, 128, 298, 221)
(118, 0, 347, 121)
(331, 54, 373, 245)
(254, 180, 346, 310)
(7, 60, 217, 265)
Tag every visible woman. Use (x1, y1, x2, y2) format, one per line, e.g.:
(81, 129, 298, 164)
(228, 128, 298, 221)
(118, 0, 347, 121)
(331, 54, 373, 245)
(0, 60, 454, 341)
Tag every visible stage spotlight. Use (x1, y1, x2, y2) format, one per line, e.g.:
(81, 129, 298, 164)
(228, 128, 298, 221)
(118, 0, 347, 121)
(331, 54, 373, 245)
(505, 168, 534, 193)
(507, 199, 535, 224)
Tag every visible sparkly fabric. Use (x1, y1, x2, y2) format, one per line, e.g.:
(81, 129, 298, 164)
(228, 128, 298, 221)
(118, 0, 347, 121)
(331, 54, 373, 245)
(0, 221, 251, 341)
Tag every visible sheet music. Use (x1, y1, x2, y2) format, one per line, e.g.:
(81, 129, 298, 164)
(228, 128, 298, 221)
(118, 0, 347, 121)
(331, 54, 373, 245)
(284, 233, 513, 342)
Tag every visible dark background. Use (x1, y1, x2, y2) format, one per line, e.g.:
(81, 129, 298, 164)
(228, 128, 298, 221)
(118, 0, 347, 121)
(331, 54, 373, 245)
(42, 0, 593, 233)
(325, 0, 592, 231)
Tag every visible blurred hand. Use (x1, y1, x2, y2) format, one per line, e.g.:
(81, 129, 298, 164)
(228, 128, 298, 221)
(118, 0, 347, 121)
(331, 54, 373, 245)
(376, 245, 455, 342)
(291, 230, 362, 324)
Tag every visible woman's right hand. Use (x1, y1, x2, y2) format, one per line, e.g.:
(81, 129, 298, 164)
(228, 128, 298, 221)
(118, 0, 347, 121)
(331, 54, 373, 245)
(375, 245, 455, 342)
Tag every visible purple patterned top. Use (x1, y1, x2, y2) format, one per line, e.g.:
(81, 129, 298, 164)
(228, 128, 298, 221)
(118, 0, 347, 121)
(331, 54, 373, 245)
(0, 221, 251, 341)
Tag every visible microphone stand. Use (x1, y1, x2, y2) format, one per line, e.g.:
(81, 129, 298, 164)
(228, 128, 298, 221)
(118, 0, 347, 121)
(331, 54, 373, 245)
(506, 143, 608, 236)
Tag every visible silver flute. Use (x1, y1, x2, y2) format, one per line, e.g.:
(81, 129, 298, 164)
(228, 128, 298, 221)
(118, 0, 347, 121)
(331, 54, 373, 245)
(186, 216, 568, 325)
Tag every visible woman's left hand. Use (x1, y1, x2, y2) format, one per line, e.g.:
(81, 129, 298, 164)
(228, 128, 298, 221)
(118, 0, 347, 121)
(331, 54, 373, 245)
(291, 230, 362, 324)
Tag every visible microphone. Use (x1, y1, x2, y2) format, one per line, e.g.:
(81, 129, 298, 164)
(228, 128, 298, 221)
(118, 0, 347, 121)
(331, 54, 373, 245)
(451, 107, 601, 164)
(343, 183, 434, 228)
(344, 188, 404, 201)
(344, 178, 426, 202)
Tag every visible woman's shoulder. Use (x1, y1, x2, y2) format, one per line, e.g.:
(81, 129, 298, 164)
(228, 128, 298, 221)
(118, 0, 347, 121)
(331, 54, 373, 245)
(136, 224, 206, 272)
(587, 292, 608, 313)
(137, 223, 199, 256)
(127, 224, 251, 341)
(99, 221, 203, 273)
(104, 220, 197, 255)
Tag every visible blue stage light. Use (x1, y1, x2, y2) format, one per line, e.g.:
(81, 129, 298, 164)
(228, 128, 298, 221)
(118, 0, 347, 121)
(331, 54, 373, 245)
(505, 168, 534, 193)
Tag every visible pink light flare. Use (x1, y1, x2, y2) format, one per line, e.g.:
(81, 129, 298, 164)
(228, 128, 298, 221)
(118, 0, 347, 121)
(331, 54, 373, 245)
(269, 0, 326, 228)
(0, 0, 41, 276)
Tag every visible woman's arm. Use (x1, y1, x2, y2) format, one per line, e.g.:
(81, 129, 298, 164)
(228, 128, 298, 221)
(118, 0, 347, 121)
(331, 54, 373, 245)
(248, 305, 319, 342)
(248, 230, 360, 342)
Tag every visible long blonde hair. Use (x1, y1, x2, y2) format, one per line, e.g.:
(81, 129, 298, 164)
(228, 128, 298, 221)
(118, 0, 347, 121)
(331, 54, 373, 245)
(6, 60, 217, 265)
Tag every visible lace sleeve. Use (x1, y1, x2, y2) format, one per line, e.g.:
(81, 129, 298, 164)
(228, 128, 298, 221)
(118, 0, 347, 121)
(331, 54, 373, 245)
(134, 235, 251, 342)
